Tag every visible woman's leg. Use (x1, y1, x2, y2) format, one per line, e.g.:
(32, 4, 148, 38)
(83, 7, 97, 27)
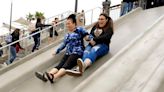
(82, 44, 92, 61)
(32, 37, 38, 52)
(36, 37, 40, 49)
(48, 29, 53, 43)
(8, 46, 17, 64)
(85, 44, 109, 64)
(79, 44, 109, 72)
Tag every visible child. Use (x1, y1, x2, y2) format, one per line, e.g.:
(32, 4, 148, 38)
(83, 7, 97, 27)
(35, 14, 90, 83)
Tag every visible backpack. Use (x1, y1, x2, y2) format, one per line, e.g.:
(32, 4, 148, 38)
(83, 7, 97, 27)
(5, 34, 12, 44)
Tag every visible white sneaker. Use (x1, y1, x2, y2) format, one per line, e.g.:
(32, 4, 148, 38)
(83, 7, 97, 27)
(77, 58, 86, 73)
(72, 67, 79, 71)
(66, 70, 82, 77)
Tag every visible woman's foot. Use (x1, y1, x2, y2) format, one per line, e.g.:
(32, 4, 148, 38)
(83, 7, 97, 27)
(35, 72, 48, 82)
(45, 72, 55, 83)
(77, 58, 86, 73)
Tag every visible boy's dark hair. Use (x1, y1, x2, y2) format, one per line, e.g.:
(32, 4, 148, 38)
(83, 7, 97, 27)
(67, 14, 77, 25)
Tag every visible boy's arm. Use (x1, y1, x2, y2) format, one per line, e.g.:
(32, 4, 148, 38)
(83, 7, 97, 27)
(55, 34, 68, 54)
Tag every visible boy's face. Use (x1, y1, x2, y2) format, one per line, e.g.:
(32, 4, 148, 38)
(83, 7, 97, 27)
(66, 19, 75, 32)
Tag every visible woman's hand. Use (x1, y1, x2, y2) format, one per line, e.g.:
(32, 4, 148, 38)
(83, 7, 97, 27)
(89, 39, 96, 46)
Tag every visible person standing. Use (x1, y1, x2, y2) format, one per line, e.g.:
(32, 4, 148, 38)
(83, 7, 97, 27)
(120, 0, 129, 16)
(6, 29, 23, 65)
(31, 18, 51, 52)
(48, 18, 59, 43)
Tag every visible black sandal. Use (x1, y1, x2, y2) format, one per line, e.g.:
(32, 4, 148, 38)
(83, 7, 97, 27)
(45, 72, 54, 83)
(35, 72, 48, 82)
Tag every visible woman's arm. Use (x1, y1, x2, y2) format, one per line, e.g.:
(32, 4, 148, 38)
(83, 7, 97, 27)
(93, 27, 113, 43)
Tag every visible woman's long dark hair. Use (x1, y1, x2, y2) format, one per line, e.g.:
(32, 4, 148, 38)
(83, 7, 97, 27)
(12, 28, 20, 36)
(96, 13, 114, 32)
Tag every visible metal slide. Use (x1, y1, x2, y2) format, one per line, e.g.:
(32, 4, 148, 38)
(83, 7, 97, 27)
(72, 10, 164, 92)
(0, 6, 164, 92)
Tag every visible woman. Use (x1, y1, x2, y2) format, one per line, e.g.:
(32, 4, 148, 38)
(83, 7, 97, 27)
(35, 14, 90, 83)
(6, 28, 23, 65)
(32, 18, 51, 52)
(66, 13, 114, 76)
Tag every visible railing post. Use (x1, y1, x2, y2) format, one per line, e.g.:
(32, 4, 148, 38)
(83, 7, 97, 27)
(75, 0, 78, 13)
(102, 0, 111, 16)
(39, 28, 41, 47)
(91, 10, 93, 24)
(7, 45, 11, 64)
(53, 26, 55, 39)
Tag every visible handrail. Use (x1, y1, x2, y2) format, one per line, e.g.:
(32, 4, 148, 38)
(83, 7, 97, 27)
(0, 8, 100, 50)
(46, 10, 73, 20)
(0, 6, 111, 65)
(0, 6, 120, 51)
(45, 10, 73, 24)
(84, 7, 102, 13)
(110, 4, 121, 9)
(0, 19, 67, 51)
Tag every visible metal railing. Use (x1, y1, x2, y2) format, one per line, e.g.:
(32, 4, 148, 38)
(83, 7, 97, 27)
(110, 4, 121, 20)
(110, 4, 121, 10)
(0, 7, 106, 66)
(45, 10, 73, 24)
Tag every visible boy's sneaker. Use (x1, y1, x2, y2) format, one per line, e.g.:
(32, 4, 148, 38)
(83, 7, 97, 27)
(66, 70, 82, 77)
(77, 58, 86, 73)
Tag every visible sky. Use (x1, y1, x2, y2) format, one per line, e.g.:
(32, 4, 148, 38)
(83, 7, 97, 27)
(0, 0, 121, 26)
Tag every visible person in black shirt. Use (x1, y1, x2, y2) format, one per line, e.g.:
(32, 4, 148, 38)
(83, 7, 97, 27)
(32, 18, 51, 52)
(6, 29, 23, 65)
(66, 13, 114, 76)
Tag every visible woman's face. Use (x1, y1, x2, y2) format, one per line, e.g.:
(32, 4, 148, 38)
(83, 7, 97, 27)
(66, 19, 75, 32)
(98, 15, 107, 28)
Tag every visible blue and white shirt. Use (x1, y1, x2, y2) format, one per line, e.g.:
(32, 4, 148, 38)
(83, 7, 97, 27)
(56, 27, 89, 55)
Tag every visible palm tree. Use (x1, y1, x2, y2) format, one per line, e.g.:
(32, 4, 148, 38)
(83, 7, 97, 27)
(26, 13, 34, 22)
(35, 11, 45, 19)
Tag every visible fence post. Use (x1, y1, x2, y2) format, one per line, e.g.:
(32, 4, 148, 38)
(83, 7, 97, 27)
(102, 0, 111, 16)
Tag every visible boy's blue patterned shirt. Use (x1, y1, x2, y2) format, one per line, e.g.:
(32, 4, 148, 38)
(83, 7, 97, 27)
(56, 27, 88, 55)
